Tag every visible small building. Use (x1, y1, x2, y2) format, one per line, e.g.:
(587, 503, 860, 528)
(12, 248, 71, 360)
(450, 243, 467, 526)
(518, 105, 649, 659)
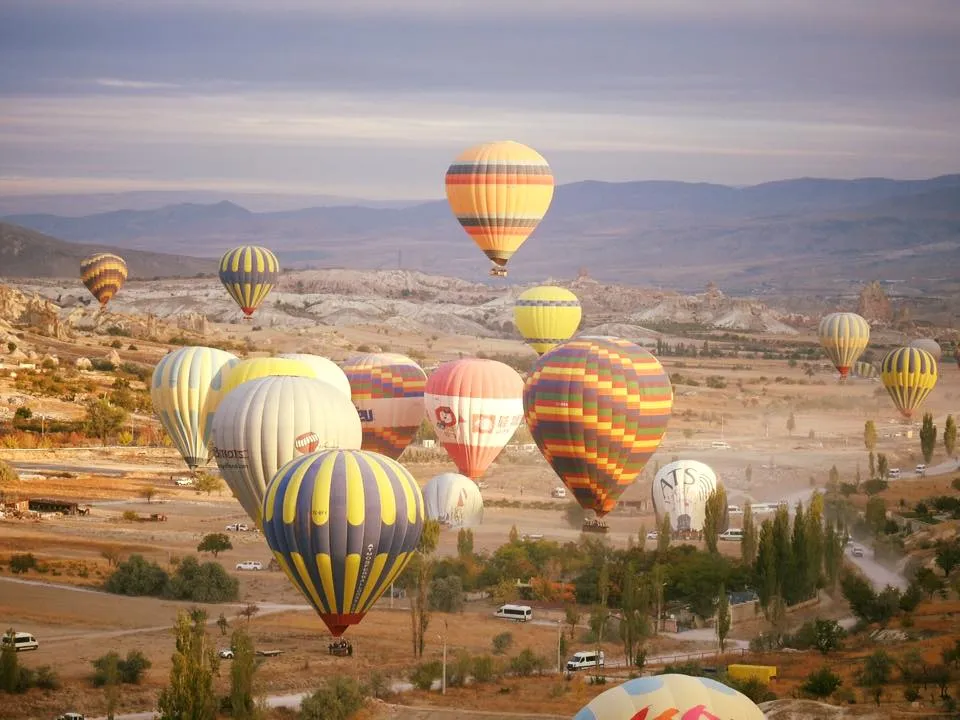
(28, 498, 80, 515)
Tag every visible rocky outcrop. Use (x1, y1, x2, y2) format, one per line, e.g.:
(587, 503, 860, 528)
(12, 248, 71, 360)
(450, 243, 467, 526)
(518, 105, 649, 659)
(857, 281, 893, 325)
(760, 699, 888, 718)
(0, 284, 68, 339)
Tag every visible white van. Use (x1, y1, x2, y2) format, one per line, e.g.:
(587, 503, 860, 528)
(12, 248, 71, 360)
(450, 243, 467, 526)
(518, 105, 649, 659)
(567, 650, 605, 671)
(711, 440, 731, 450)
(719, 528, 744, 541)
(551, 487, 567, 499)
(494, 604, 533, 622)
(1, 632, 38, 652)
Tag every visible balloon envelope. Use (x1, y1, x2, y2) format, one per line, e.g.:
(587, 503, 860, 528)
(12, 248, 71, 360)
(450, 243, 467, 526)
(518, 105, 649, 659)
(342, 352, 427, 460)
(909, 338, 942, 362)
(151, 346, 239, 470)
(652, 460, 724, 533)
(818, 312, 870, 378)
(211, 376, 362, 527)
(219, 245, 279, 316)
(278, 353, 352, 398)
(423, 359, 524, 481)
(423, 473, 484, 528)
(853, 361, 878, 379)
(573, 674, 764, 720)
(262, 449, 424, 637)
(881, 346, 938, 419)
(80, 253, 128, 308)
(514, 285, 582, 356)
(445, 140, 554, 274)
(524, 337, 672, 517)
(205, 356, 317, 420)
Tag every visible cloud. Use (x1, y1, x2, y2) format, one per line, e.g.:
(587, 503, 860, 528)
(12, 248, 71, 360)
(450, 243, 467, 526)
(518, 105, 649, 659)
(94, 78, 181, 90)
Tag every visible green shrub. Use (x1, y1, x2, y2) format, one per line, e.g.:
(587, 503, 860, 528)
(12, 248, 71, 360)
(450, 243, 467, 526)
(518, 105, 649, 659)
(34, 665, 60, 691)
(800, 666, 841, 699)
(9, 554, 37, 574)
(92, 650, 151, 686)
(166, 556, 239, 603)
(471, 655, 497, 683)
(104, 554, 169, 596)
(492, 632, 513, 655)
(409, 661, 442, 691)
(300, 676, 367, 720)
(509, 648, 546, 677)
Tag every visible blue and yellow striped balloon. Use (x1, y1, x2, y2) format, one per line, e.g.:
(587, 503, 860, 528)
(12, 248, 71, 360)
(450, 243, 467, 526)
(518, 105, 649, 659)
(262, 449, 425, 637)
(881, 346, 938, 419)
(219, 245, 280, 317)
(151, 346, 239, 469)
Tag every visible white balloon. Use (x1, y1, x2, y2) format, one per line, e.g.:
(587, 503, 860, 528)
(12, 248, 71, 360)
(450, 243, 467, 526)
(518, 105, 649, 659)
(278, 353, 352, 398)
(422, 472, 484, 528)
(651, 460, 719, 532)
(210, 376, 362, 527)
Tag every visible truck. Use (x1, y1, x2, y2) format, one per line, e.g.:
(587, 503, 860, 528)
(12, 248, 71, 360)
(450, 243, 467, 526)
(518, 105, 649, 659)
(727, 664, 777, 684)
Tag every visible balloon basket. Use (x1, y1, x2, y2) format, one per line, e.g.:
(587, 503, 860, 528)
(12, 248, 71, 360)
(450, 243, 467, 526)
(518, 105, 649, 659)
(489, 266, 507, 278)
(581, 518, 609, 534)
(328, 638, 353, 657)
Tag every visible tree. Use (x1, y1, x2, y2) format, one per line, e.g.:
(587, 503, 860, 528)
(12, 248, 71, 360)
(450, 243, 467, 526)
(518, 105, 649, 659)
(194, 472, 222, 496)
(101, 652, 120, 720)
(216, 614, 230, 636)
(741, 503, 757, 566)
(863, 420, 877, 452)
(228, 628, 260, 720)
(772, 505, 793, 602)
(238, 604, 259, 625)
(716, 584, 730, 653)
(508, 525, 520, 543)
(868, 451, 876, 480)
(197, 533, 233, 558)
(755, 520, 778, 610)
(649, 563, 666, 633)
(745, 464, 752, 484)
(919, 412, 937, 464)
(619, 562, 650, 665)
(1, 629, 19, 692)
(915, 567, 944, 600)
(813, 619, 845, 654)
(657, 513, 671, 554)
(104, 554, 170, 597)
(943, 414, 956, 458)
(140, 486, 156, 504)
(703, 483, 728, 554)
(802, 666, 842, 699)
(935, 541, 960, 577)
(790, 502, 809, 603)
(299, 676, 366, 720)
(0, 459, 18, 487)
(828, 465, 840, 487)
(156, 610, 220, 720)
(167, 556, 239, 603)
(823, 523, 844, 594)
(786, 412, 796, 436)
(865, 497, 887, 535)
(877, 453, 889, 480)
(428, 576, 464, 613)
(859, 650, 894, 706)
(84, 398, 128, 445)
(805, 493, 825, 597)
(408, 519, 440, 658)
(456, 528, 474, 558)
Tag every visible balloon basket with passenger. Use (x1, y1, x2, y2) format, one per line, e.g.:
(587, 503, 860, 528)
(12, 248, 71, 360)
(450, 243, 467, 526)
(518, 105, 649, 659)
(328, 638, 353, 657)
(582, 518, 609, 534)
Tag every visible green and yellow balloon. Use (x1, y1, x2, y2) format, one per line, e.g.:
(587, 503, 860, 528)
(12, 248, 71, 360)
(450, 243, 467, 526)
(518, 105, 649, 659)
(513, 285, 582, 355)
(219, 245, 279, 318)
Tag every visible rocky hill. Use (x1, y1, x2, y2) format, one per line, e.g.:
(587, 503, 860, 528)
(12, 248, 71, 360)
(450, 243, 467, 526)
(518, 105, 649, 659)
(0, 222, 215, 279)
(5, 174, 960, 294)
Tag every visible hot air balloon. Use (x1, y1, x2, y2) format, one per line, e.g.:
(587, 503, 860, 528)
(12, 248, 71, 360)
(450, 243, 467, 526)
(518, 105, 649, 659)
(422, 472, 484, 528)
(151, 346, 239, 470)
(211, 376, 362, 528)
(909, 338, 942, 362)
(262, 449, 424, 637)
(514, 286, 582, 356)
(573, 674, 764, 720)
(524, 337, 672, 517)
(955, 347, 960, 370)
(80, 253, 128, 309)
(444, 141, 554, 277)
(219, 245, 279, 318)
(881, 346, 938, 419)
(652, 460, 724, 533)
(341, 353, 427, 460)
(853, 361, 879, 380)
(204, 356, 317, 420)
(423, 359, 524, 482)
(278, 353, 352, 398)
(818, 312, 870, 379)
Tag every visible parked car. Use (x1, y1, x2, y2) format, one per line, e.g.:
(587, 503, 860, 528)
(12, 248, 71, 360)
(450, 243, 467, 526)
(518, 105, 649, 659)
(226, 523, 250, 532)
(551, 487, 567, 499)
(852, 546, 865, 558)
(567, 650, 605, 671)
(57, 714, 85, 720)
(218, 648, 235, 659)
(915, 464, 927, 476)
(888, 468, 901, 479)
(173, 477, 194, 487)
(235, 561, 262, 571)
(719, 529, 744, 541)
(1, 632, 38, 652)
(646, 530, 659, 540)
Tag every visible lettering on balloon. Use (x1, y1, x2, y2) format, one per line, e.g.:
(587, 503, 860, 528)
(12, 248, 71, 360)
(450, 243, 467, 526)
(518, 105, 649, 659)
(356, 543, 376, 598)
(472, 414, 496, 433)
(212, 446, 249, 470)
(357, 408, 374, 423)
(629, 706, 721, 720)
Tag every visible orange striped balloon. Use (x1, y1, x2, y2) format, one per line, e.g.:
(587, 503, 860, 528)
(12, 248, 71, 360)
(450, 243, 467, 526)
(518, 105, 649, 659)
(80, 253, 128, 308)
(445, 141, 554, 275)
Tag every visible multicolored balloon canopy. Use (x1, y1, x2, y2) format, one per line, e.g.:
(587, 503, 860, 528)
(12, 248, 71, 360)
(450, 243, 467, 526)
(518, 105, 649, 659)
(881, 346, 938, 419)
(80, 253, 128, 309)
(524, 337, 672, 517)
(262, 449, 424, 637)
(818, 312, 870, 379)
(514, 285, 582, 356)
(445, 140, 554, 276)
(219, 245, 279, 317)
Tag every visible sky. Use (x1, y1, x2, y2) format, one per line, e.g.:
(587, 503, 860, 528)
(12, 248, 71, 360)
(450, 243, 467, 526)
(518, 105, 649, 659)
(1, 0, 958, 201)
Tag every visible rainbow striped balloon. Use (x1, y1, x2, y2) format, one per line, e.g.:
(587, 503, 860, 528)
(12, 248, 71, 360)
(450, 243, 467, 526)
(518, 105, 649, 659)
(262, 449, 424, 637)
(524, 337, 672, 517)
(80, 253, 128, 309)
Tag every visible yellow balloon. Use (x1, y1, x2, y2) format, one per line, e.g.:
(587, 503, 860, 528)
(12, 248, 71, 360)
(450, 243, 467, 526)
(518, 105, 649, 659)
(881, 346, 938, 419)
(818, 312, 870, 379)
(445, 140, 554, 276)
(513, 285, 582, 355)
(205, 356, 318, 420)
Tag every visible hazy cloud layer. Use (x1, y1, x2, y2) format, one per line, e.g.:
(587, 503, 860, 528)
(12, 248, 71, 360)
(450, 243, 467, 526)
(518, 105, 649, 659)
(1, 0, 958, 199)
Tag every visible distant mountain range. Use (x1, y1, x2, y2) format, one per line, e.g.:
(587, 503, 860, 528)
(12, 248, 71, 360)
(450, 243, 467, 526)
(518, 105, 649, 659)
(0, 222, 214, 279)
(4, 174, 959, 294)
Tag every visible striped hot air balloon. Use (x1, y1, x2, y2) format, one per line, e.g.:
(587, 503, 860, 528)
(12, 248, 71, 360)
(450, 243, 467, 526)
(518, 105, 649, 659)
(219, 245, 279, 317)
(278, 353, 352, 398)
(423, 359, 524, 481)
(818, 312, 870, 379)
(574, 674, 764, 720)
(342, 353, 427, 460)
(151, 346, 239, 470)
(853, 361, 879, 379)
(422, 472, 484, 528)
(513, 285, 582, 356)
(881, 346, 938, 419)
(445, 141, 554, 277)
(262, 449, 424, 637)
(203, 356, 317, 420)
(524, 337, 672, 517)
(80, 253, 128, 309)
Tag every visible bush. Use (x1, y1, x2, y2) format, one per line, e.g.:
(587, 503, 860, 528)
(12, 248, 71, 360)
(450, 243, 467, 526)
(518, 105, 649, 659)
(801, 666, 842, 699)
(492, 632, 513, 655)
(409, 661, 442, 691)
(167, 556, 239, 603)
(104, 554, 170, 596)
(9, 554, 37, 574)
(0, 460, 18, 485)
(724, 675, 776, 703)
(300, 676, 367, 720)
(472, 655, 497, 683)
(34, 665, 60, 691)
(92, 650, 150, 686)
(449, 650, 473, 687)
(705, 376, 727, 389)
(510, 648, 546, 677)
